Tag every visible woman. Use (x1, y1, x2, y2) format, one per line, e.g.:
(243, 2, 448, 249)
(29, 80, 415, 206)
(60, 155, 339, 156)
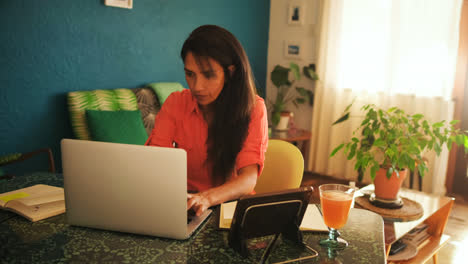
(146, 25, 268, 216)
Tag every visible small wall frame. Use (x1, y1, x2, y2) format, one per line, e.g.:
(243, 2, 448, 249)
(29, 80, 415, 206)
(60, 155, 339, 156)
(104, 0, 133, 9)
(284, 40, 304, 60)
(288, 1, 306, 26)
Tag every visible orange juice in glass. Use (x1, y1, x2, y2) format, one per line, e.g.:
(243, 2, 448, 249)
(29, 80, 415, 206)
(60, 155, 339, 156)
(319, 184, 356, 249)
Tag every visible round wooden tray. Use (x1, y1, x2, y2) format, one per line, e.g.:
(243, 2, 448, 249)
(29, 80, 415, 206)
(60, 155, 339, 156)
(355, 196, 424, 221)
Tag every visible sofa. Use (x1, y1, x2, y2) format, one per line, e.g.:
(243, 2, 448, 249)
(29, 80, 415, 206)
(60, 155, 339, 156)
(67, 82, 184, 144)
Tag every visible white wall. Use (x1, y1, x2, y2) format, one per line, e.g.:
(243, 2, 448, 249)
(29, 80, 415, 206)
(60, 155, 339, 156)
(266, 0, 320, 130)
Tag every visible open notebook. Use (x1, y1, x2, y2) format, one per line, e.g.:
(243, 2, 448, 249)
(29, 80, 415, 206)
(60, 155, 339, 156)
(219, 201, 328, 231)
(0, 184, 65, 222)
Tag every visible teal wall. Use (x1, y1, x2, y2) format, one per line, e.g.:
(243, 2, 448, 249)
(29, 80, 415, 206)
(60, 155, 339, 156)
(0, 0, 270, 172)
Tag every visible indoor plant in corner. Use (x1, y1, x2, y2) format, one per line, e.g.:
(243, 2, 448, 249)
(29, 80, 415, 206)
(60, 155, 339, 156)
(330, 103, 468, 208)
(269, 62, 318, 130)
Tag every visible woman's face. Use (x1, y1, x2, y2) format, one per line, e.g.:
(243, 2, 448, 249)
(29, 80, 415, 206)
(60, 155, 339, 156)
(184, 52, 226, 106)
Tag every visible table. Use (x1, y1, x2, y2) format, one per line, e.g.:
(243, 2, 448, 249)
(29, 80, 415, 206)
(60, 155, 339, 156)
(1, 172, 386, 263)
(270, 129, 311, 163)
(357, 185, 454, 264)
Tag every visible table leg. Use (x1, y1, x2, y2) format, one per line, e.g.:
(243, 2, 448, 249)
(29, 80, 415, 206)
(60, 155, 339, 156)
(433, 253, 438, 264)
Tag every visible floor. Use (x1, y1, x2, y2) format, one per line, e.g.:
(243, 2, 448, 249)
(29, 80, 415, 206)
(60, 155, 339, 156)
(301, 172, 468, 264)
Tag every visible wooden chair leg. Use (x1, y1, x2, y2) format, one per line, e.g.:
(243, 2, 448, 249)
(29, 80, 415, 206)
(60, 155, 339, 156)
(433, 253, 438, 264)
(0, 148, 55, 173)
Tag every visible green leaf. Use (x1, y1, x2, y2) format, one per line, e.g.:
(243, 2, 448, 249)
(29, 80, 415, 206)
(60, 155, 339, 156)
(363, 127, 372, 136)
(290, 62, 301, 81)
(447, 137, 453, 151)
(344, 102, 354, 113)
(418, 163, 427, 178)
(373, 138, 385, 147)
(386, 167, 394, 179)
(388, 107, 398, 112)
(330, 143, 345, 157)
(271, 65, 291, 87)
(347, 144, 357, 160)
(295, 87, 308, 96)
(358, 169, 365, 182)
(408, 156, 415, 171)
(303, 66, 319, 80)
(456, 134, 465, 145)
(294, 98, 306, 104)
(464, 135, 468, 154)
(332, 113, 350, 125)
(360, 135, 374, 151)
(433, 121, 445, 128)
(370, 164, 380, 180)
(450, 120, 460, 125)
(361, 117, 370, 127)
(272, 111, 281, 126)
(354, 159, 362, 171)
(434, 142, 442, 155)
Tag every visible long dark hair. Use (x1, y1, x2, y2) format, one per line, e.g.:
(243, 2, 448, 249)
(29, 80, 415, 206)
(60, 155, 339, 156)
(181, 25, 257, 183)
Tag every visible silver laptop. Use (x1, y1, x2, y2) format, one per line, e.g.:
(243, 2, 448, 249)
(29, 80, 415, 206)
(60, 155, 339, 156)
(61, 139, 212, 240)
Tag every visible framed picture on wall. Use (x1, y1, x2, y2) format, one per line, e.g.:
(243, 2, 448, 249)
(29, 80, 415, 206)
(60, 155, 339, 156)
(104, 0, 133, 9)
(284, 40, 304, 60)
(288, 1, 306, 26)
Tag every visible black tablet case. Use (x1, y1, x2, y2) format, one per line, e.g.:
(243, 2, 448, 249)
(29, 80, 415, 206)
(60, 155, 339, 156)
(228, 186, 313, 257)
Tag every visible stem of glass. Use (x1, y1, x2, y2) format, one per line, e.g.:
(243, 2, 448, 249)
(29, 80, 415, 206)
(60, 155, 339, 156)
(330, 228, 339, 240)
(319, 228, 348, 249)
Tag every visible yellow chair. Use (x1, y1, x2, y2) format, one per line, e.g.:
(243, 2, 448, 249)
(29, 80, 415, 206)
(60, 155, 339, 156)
(254, 139, 304, 194)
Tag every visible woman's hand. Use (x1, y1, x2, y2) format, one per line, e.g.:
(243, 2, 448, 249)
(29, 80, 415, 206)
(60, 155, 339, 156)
(186, 164, 258, 216)
(187, 192, 213, 216)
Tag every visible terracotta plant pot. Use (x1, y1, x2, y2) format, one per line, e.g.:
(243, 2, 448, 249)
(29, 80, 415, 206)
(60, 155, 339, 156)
(373, 168, 407, 200)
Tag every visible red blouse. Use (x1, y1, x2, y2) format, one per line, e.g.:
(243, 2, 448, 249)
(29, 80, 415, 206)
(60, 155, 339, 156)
(145, 89, 268, 191)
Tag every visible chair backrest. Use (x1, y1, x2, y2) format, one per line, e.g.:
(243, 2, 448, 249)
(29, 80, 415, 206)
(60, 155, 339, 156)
(67, 87, 161, 140)
(254, 139, 304, 194)
(68, 89, 140, 140)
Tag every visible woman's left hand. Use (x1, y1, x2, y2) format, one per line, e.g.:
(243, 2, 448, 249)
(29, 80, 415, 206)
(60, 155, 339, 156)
(187, 192, 212, 216)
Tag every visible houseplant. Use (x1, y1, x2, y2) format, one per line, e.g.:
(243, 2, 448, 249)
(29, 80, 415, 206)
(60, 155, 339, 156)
(330, 103, 468, 202)
(269, 62, 318, 129)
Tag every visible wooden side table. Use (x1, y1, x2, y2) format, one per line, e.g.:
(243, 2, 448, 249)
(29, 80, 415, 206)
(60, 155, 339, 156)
(356, 185, 454, 264)
(270, 129, 311, 165)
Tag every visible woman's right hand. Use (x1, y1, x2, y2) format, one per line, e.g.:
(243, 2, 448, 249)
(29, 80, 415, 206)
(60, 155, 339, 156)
(187, 192, 213, 216)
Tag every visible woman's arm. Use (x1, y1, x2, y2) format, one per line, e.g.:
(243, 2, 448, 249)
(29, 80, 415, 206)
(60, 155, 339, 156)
(187, 164, 258, 216)
(187, 97, 268, 216)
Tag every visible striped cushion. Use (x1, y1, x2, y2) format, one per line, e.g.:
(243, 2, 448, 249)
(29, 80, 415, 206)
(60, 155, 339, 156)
(68, 89, 139, 140)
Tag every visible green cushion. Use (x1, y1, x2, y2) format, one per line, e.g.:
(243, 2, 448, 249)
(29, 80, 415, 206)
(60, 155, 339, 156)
(86, 110, 148, 145)
(68, 89, 139, 140)
(147, 82, 185, 105)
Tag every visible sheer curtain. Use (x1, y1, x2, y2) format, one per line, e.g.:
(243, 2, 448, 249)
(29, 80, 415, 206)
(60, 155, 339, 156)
(308, 0, 462, 195)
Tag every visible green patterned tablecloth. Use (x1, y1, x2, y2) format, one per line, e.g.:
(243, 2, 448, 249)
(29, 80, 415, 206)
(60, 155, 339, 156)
(0, 173, 386, 263)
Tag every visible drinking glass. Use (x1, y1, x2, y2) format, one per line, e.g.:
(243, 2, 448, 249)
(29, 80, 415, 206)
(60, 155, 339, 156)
(319, 184, 356, 249)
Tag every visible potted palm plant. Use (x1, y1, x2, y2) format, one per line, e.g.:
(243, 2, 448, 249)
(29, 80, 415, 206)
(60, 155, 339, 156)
(269, 62, 318, 130)
(330, 103, 468, 207)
